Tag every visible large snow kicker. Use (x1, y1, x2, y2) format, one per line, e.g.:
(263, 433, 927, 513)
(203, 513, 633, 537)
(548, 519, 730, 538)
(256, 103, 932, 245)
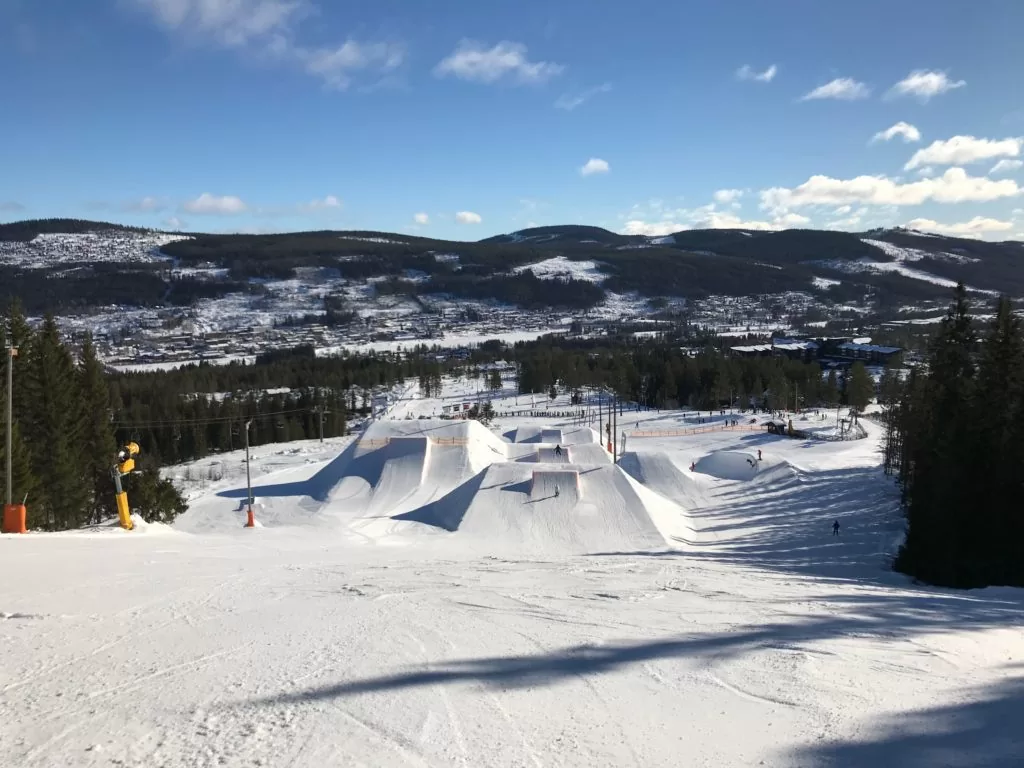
(695, 450, 761, 481)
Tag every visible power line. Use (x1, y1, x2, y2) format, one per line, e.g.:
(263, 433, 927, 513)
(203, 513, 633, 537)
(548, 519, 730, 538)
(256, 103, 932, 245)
(111, 407, 311, 429)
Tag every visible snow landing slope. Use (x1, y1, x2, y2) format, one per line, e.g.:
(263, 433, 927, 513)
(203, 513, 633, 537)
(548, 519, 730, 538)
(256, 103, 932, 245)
(176, 419, 694, 554)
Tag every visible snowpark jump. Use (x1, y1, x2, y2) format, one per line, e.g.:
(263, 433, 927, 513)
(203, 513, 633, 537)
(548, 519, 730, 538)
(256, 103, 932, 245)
(5, 388, 1021, 768)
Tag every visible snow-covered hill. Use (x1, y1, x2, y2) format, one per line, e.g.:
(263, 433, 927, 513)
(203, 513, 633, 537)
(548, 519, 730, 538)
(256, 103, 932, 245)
(3, 381, 1023, 766)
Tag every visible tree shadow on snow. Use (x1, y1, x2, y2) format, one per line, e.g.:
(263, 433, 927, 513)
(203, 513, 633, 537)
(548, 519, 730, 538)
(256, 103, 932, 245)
(782, 670, 1024, 768)
(597, 465, 905, 584)
(243, 591, 1024, 726)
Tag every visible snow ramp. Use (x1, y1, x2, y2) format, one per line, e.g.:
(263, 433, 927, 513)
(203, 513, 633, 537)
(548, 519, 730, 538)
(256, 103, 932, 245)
(619, 451, 708, 510)
(506, 425, 600, 445)
(536, 446, 571, 464)
(404, 463, 693, 555)
(695, 450, 760, 481)
(530, 469, 580, 502)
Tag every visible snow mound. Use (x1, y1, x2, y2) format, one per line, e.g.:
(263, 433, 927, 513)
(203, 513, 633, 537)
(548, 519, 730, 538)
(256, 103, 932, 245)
(695, 451, 761, 481)
(401, 462, 693, 555)
(506, 425, 600, 445)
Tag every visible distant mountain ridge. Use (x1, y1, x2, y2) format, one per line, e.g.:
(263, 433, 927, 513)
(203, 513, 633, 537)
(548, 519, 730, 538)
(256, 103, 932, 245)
(2, 218, 1022, 314)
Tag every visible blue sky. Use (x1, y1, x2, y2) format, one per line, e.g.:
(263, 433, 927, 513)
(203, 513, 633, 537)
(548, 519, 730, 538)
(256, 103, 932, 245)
(2, 0, 1023, 240)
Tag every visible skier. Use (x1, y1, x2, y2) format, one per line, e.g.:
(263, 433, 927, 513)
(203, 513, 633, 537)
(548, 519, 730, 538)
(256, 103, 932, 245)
(757, 449, 762, 461)
(832, 520, 840, 537)
(555, 486, 560, 498)
(554, 444, 562, 457)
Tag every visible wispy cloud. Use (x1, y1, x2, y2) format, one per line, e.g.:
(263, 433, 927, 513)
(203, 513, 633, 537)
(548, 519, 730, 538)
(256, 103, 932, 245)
(904, 136, 1022, 170)
(455, 211, 482, 224)
(182, 193, 248, 215)
(905, 216, 1012, 238)
(297, 195, 342, 212)
(991, 159, 1023, 175)
(163, 216, 186, 231)
(800, 77, 870, 101)
(580, 158, 610, 177)
(886, 70, 965, 102)
(0, 201, 26, 212)
(713, 189, 744, 204)
(555, 82, 612, 111)
(122, 196, 168, 212)
(413, 212, 429, 225)
(870, 122, 921, 144)
(434, 40, 563, 84)
(131, 0, 403, 89)
(736, 64, 777, 83)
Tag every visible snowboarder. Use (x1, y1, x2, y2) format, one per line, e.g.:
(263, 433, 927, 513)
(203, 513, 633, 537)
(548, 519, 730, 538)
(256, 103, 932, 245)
(757, 449, 762, 461)
(554, 444, 562, 457)
(832, 520, 840, 537)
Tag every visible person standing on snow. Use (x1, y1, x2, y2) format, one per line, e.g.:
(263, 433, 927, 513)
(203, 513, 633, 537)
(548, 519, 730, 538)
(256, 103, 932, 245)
(757, 449, 762, 461)
(832, 520, 840, 537)
(554, 444, 562, 457)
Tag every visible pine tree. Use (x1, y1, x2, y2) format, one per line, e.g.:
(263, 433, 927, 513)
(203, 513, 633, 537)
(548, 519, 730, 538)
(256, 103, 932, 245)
(0, 421, 40, 519)
(78, 333, 117, 523)
(25, 316, 91, 529)
(846, 362, 875, 411)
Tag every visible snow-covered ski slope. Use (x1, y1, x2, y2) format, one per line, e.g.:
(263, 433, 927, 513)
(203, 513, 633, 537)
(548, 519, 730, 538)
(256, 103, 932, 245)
(3, 379, 1024, 767)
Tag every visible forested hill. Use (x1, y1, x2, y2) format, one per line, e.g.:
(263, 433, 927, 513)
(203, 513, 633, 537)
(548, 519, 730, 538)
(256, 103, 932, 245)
(2, 218, 1023, 314)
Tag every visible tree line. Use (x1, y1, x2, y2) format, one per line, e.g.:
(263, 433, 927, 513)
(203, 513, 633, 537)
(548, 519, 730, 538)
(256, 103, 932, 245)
(1, 303, 186, 530)
(885, 284, 1024, 588)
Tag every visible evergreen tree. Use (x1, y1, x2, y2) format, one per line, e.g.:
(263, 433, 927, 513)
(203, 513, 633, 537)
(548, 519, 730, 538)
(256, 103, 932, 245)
(24, 316, 90, 529)
(846, 362, 875, 411)
(0, 421, 40, 517)
(78, 333, 118, 522)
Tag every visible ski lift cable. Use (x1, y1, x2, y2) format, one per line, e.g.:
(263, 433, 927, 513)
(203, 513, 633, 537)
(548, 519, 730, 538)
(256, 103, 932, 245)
(111, 407, 312, 429)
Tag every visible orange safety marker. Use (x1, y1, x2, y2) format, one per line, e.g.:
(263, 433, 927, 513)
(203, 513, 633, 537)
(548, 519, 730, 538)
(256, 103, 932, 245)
(2, 503, 27, 534)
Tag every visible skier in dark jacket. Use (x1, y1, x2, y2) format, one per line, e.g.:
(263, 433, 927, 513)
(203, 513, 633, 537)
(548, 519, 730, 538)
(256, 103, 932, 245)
(554, 444, 562, 457)
(832, 520, 840, 536)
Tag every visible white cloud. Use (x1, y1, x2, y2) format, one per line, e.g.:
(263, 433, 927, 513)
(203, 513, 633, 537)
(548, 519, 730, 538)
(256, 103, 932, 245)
(904, 136, 1022, 170)
(761, 167, 1021, 213)
(127, 196, 167, 212)
(713, 188, 744, 204)
(736, 64, 777, 83)
(916, 166, 937, 178)
(580, 158, 610, 176)
(290, 40, 404, 90)
(886, 70, 965, 102)
(292, 195, 342, 213)
(455, 211, 482, 224)
(133, 0, 402, 89)
(0, 201, 26, 212)
(622, 203, 807, 236)
(905, 216, 1013, 238)
(800, 77, 870, 101)
(991, 159, 1024, 175)
(555, 82, 612, 110)
(163, 216, 186, 230)
(622, 220, 679, 237)
(135, 0, 304, 47)
(871, 121, 921, 144)
(833, 205, 852, 215)
(413, 212, 429, 225)
(434, 40, 562, 84)
(182, 193, 248, 214)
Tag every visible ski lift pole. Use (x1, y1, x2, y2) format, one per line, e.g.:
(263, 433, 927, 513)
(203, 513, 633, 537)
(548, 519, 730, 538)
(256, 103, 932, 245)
(243, 419, 255, 528)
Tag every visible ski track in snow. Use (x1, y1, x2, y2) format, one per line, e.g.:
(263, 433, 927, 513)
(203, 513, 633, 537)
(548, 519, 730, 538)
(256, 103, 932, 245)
(3, 381, 1024, 766)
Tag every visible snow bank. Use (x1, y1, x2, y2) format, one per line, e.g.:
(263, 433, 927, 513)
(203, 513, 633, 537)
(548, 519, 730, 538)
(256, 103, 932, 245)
(695, 450, 761, 481)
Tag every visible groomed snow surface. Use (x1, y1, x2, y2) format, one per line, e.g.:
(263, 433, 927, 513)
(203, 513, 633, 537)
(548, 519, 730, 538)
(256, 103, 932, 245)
(3, 381, 1023, 767)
